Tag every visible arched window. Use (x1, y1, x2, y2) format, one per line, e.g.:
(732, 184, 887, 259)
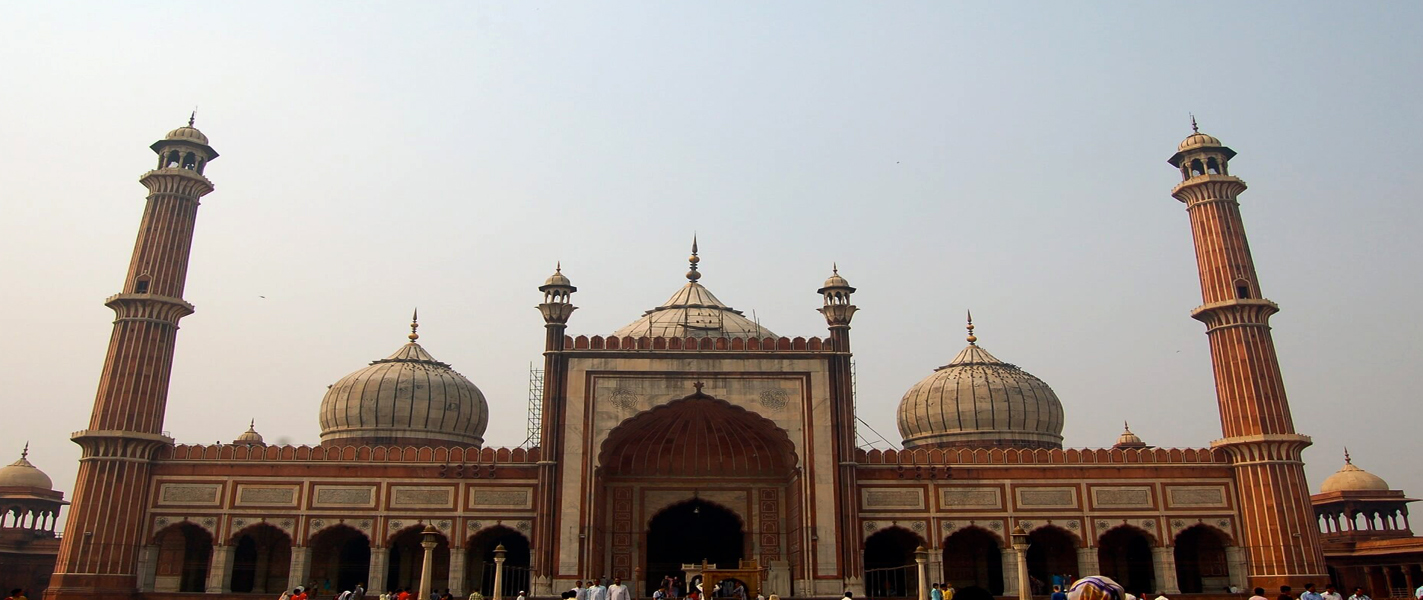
(1174, 525, 1230, 593)
(943, 527, 1004, 595)
(182, 152, 198, 170)
(135, 275, 151, 294)
(1206, 157, 1220, 174)
(167, 150, 181, 168)
(1235, 279, 1250, 299)
(1189, 159, 1204, 177)
(1098, 526, 1155, 594)
(153, 522, 213, 592)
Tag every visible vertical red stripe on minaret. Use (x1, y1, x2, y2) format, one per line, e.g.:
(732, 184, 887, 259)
(1168, 132, 1326, 589)
(48, 125, 216, 600)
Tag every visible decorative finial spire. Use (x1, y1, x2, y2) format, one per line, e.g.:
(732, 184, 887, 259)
(556, 261, 562, 273)
(20, 442, 28, 460)
(686, 235, 702, 282)
(1190, 113, 1198, 133)
(189, 110, 196, 128)
(833, 262, 839, 275)
(966, 310, 977, 345)
(1344, 447, 1352, 465)
(249, 419, 255, 430)
(1124, 421, 1132, 432)
(409, 309, 420, 342)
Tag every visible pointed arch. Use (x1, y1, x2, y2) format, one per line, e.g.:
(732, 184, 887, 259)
(942, 526, 1004, 595)
(229, 523, 292, 593)
(309, 524, 371, 593)
(153, 522, 213, 592)
(465, 525, 531, 597)
(1174, 524, 1230, 593)
(387, 525, 450, 592)
(1098, 525, 1155, 593)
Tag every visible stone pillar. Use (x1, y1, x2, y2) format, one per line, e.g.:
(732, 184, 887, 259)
(419, 532, 438, 600)
(289, 546, 313, 591)
(369, 547, 389, 594)
(1151, 547, 1180, 595)
(137, 545, 160, 593)
(449, 549, 467, 597)
(207, 544, 237, 593)
(1076, 548, 1100, 580)
(915, 548, 928, 600)
(1001, 549, 1020, 596)
(493, 546, 507, 600)
(1225, 547, 1249, 591)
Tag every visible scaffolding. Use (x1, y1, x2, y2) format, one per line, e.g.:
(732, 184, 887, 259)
(525, 362, 544, 449)
(851, 358, 900, 451)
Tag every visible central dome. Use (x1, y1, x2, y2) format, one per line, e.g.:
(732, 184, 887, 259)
(897, 325, 1065, 449)
(319, 319, 488, 447)
(613, 240, 776, 339)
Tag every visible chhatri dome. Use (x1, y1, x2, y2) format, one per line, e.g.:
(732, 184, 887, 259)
(613, 238, 777, 339)
(233, 420, 265, 446)
(0, 443, 53, 490)
(897, 314, 1065, 449)
(319, 312, 489, 447)
(1319, 449, 1392, 494)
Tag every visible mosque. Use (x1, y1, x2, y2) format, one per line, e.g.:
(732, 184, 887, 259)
(4, 122, 1421, 600)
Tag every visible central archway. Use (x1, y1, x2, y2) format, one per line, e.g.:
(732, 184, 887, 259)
(645, 499, 745, 594)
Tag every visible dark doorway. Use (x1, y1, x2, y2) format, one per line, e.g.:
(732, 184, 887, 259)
(310, 526, 371, 594)
(466, 527, 532, 597)
(230, 524, 292, 593)
(942, 528, 1003, 595)
(154, 523, 213, 592)
(1174, 526, 1229, 594)
(645, 500, 744, 594)
(1025, 527, 1079, 595)
(865, 527, 923, 598)
(1098, 527, 1154, 595)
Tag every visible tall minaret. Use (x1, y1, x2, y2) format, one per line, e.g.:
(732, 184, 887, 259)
(1168, 122, 1326, 589)
(532, 263, 575, 595)
(817, 266, 861, 590)
(48, 118, 217, 600)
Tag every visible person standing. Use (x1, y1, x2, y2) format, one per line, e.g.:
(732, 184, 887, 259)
(1321, 585, 1342, 600)
(931, 584, 944, 600)
(1250, 588, 1269, 600)
(573, 581, 587, 600)
(590, 579, 608, 600)
(1347, 587, 1371, 600)
(1051, 586, 1067, 600)
(609, 578, 630, 600)
(944, 584, 956, 600)
(1278, 586, 1294, 600)
(1301, 584, 1324, 600)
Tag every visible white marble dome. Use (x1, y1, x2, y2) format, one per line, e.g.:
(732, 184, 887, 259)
(0, 447, 53, 490)
(897, 340, 1065, 449)
(319, 334, 488, 447)
(1320, 454, 1391, 493)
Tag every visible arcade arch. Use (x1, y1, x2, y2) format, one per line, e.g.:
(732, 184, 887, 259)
(230, 523, 292, 594)
(646, 499, 746, 594)
(1098, 526, 1155, 594)
(942, 527, 1003, 595)
(387, 525, 450, 592)
(1174, 525, 1230, 593)
(466, 526, 531, 597)
(1025, 526, 1079, 594)
(864, 527, 926, 598)
(153, 522, 213, 593)
(310, 525, 371, 593)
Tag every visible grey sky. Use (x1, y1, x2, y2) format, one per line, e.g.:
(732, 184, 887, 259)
(2, 2, 1420, 518)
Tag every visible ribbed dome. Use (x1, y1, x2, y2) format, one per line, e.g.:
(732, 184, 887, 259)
(165, 125, 209, 146)
(234, 420, 265, 445)
(1177, 131, 1222, 152)
(543, 267, 572, 288)
(1320, 453, 1391, 493)
(1114, 423, 1146, 449)
(614, 282, 776, 339)
(897, 342, 1065, 449)
(319, 338, 488, 447)
(0, 447, 53, 490)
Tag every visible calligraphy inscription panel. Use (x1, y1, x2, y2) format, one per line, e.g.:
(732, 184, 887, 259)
(159, 484, 221, 505)
(862, 488, 924, 510)
(237, 486, 297, 506)
(940, 487, 1002, 509)
(1016, 488, 1077, 508)
(469, 488, 533, 509)
(1093, 487, 1153, 508)
(314, 486, 375, 506)
(1167, 486, 1228, 507)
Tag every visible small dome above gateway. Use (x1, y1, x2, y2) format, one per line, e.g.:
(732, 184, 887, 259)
(234, 420, 265, 446)
(613, 240, 777, 339)
(1320, 449, 1391, 494)
(0, 444, 53, 490)
(165, 112, 209, 146)
(1114, 422, 1147, 449)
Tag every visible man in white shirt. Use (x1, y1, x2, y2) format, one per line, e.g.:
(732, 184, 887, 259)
(1321, 585, 1342, 600)
(590, 580, 607, 600)
(608, 578, 630, 600)
(572, 581, 586, 600)
(1346, 587, 1371, 600)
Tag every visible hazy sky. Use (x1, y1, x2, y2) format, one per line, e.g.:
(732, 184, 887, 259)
(2, 3, 1420, 519)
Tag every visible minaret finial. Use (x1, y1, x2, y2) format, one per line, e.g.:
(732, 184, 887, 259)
(409, 309, 420, 342)
(966, 310, 977, 345)
(833, 262, 839, 275)
(1344, 447, 1352, 465)
(249, 419, 255, 430)
(556, 261, 562, 273)
(20, 442, 28, 460)
(189, 110, 196, 128)
(1124, 421, 1131, 431)
(1190, 113, 1198, 133)
(686, 235, 702, 282)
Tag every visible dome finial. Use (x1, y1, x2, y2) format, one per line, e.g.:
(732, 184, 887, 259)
(686, 234, 702, 282)
(189, 108, 197, 128)
(1124, 421, 1131, 432)
(1190, 113, 1198, 133)
(20, 441, 28, 460)
(833, 262, 839, 275)
(409, 309, 420, 342)
(966, 310, 977, 345)
(556, 261, 562, 273)
(1344, 447, 1352, 464)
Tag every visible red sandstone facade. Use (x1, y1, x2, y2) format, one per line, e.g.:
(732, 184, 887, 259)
(33, 123, 1418, 600)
